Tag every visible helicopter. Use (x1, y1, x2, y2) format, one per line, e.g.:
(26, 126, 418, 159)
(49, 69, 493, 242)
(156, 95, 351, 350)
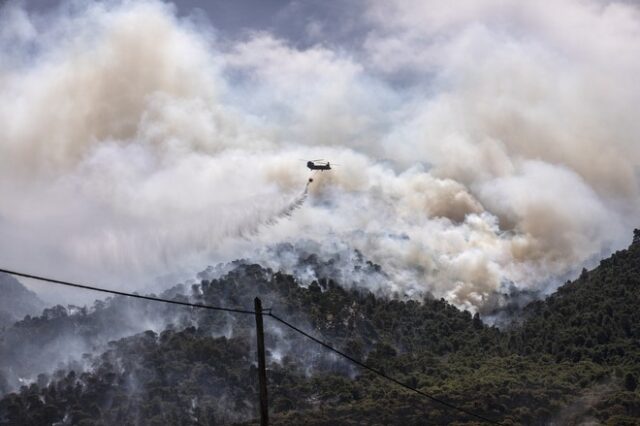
(306, 159, 332, 171)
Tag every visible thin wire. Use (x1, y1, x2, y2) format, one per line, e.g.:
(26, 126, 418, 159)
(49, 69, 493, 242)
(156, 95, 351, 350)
(268, 312, 502, 425)
(0, 268, 256, 315)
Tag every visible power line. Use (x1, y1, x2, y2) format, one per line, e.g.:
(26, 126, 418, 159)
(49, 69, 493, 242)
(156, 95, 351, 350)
(268, 312, 502, 425)
(0, 268, 256, 315)
(0, 267, 502, 424)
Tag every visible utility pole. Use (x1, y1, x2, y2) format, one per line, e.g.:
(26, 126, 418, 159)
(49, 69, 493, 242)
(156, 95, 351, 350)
(254, 297, 269, 426)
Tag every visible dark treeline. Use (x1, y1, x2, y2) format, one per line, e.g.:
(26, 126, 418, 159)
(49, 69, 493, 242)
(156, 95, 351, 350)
(1, 232, 639, 425)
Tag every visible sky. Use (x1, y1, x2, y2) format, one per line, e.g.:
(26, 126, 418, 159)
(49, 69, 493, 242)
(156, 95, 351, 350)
(1, 0, 640, 312)
(19, 0, 362, 43)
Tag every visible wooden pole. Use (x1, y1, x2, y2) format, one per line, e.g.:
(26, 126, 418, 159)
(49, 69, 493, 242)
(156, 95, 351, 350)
(254, 297, 269, 426)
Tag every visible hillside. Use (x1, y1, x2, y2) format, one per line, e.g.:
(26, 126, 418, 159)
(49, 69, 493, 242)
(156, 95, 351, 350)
(0, 273, 44, 329)
(1, 232, 639, 425)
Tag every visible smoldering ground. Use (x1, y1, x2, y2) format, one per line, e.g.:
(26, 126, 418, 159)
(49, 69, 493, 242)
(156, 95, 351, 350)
(1, 0, 639, 311)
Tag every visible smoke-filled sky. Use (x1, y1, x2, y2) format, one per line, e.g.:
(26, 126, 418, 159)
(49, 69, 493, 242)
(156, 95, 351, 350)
(1, 0, 639, 311)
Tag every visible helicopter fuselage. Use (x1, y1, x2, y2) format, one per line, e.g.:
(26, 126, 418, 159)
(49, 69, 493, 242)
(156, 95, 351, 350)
(307, 161, 331, 171)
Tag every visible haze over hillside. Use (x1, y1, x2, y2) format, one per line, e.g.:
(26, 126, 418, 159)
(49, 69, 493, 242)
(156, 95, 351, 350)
(1, 230, 639, 424)
(0, 273, 43, 328)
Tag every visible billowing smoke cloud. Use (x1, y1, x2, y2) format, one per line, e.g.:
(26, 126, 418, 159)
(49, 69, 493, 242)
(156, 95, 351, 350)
(1, 0, 639, 311)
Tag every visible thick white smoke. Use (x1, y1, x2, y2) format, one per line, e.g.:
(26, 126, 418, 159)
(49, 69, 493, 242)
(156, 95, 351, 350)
(0, 0, 639, 310)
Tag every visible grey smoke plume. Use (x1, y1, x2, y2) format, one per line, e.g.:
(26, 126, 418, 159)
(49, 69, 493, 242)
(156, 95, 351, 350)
(1, 0, 639, 310)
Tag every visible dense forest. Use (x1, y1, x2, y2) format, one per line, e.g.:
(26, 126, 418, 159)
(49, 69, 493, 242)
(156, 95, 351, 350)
(1, 231, 639, 425)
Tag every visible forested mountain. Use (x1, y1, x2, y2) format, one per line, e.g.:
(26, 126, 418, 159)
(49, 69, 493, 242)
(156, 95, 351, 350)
(1, 232, 639, 425)
(0, 273, 44, 329)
